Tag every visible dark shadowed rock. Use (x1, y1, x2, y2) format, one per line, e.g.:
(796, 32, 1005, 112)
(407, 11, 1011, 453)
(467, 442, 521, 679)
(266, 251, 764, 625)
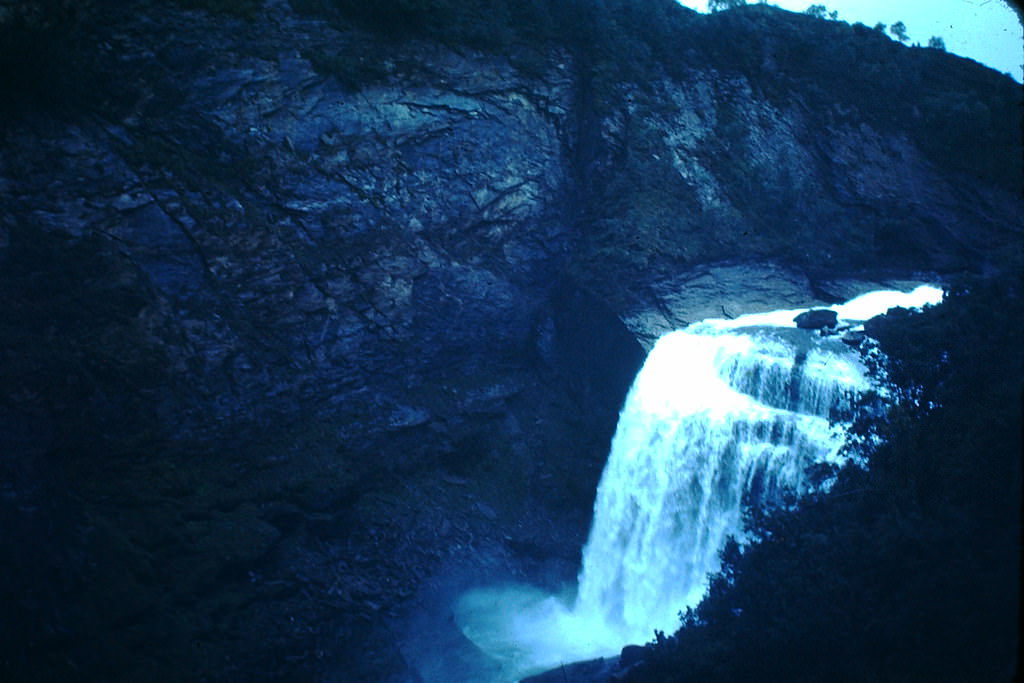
(842, 330, 867, 346)
(623, 262, 828, 348)
(795, 309, 839, 329)
(522, 656, 619, 682)
(620, 644, 646, 667)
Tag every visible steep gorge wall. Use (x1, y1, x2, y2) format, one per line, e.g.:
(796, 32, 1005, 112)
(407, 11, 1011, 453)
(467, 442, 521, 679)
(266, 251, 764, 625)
(0, 1, 1020, 680)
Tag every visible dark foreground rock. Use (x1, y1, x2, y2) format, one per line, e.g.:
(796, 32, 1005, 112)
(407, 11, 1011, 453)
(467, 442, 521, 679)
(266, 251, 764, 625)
(841, 329, 867, 346)
(522, 657, 621, 683)
(521, 643, 648, 683)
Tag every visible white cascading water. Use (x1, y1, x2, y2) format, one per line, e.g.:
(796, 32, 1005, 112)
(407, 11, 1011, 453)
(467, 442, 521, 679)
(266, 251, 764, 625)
(572, 326, 865, 641)
(454, 286, 943, 682)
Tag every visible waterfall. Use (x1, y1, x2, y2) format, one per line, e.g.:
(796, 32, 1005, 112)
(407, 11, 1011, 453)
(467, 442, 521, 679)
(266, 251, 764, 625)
(571, 324, 867, 642)
(454, 286, 943, 681)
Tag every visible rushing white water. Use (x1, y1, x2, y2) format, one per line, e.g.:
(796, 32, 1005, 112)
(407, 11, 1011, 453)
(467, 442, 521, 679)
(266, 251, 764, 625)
(455, 285, 943, 681)
(571, 327, 864, 642)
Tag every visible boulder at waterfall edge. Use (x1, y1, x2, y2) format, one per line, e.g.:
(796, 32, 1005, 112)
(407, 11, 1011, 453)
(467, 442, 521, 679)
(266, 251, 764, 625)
(795, 309, 839, 330)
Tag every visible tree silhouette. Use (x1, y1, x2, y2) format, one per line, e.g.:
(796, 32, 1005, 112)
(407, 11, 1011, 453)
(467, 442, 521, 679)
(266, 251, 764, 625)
(804, 4, 827, 19)
(709, 0, 746, 12)
(890, 20, 909, 43)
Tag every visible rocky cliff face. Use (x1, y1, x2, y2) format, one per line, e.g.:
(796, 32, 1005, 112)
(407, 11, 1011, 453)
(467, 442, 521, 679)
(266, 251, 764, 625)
(1, 1, 1020, 680)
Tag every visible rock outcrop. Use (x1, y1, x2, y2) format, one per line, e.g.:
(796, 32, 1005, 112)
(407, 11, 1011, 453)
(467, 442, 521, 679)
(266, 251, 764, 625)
(1, 1, 1020, 680)
(794, 308, 839, 330)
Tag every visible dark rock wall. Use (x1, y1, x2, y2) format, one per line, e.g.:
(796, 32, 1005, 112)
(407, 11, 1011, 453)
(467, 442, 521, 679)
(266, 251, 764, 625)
(0, 1, 1020, 680)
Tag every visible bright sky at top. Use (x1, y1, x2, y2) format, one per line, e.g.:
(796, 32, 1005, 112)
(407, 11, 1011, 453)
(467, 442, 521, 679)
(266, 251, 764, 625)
(676, 0, 1023, 82)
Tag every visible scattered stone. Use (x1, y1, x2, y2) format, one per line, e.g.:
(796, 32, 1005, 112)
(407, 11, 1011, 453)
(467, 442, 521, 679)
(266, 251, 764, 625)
(794, 309, 838, 329)
(112, 191, 153, 211)
(476, 502, 498, 521)
(841, 330, 866, 346)
(387, 405, 431, 430)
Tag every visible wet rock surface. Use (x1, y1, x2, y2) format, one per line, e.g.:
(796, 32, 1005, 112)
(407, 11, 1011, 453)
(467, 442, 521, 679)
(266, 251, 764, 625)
(794, 308, 839, 330)
(0, 1, 1020, 681)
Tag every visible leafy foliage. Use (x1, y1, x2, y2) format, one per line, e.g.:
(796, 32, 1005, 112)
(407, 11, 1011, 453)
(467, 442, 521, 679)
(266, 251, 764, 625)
(803, 4, 837, 21)
(889, 20, 909, 43)
(628, 267, 1023, 682)
(709, 0, 747, 12)
(290, 0, 691, 73)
